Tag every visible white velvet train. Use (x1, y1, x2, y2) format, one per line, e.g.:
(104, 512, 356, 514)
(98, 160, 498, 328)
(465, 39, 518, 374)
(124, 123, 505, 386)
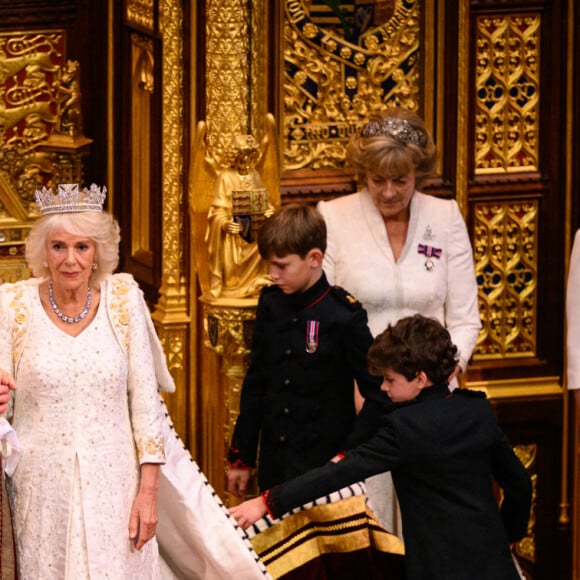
(156, 395, 271, 580)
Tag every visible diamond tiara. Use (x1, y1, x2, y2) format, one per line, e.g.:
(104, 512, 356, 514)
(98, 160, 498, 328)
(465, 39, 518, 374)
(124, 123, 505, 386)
(361, 117, 425, 146)
(35, 183, 107, 216)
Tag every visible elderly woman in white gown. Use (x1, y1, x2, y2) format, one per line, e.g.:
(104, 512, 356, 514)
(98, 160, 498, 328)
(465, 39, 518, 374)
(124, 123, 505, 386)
(316, 108, 481, 535)
(0, 183, 270, 580)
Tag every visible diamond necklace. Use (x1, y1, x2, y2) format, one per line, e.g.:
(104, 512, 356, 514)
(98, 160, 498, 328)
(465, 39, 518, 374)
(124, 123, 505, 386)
(48, 281, 92, 324)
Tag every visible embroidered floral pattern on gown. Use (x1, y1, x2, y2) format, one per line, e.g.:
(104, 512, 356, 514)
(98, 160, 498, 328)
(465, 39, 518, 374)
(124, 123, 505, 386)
(8, 287, 163, 579)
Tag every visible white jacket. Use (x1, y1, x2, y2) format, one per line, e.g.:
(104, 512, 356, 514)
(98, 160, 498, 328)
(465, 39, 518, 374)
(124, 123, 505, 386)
(318, 190, 481, 372)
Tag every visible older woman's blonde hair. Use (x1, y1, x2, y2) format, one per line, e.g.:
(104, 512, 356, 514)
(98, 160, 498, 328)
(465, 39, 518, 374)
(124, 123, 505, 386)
(25, 211, 121, 285)
(347, 108, 437, 189)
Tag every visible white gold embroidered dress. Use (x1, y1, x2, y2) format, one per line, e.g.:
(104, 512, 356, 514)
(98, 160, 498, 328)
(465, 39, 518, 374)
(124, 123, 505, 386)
(1, 279, 165, 579)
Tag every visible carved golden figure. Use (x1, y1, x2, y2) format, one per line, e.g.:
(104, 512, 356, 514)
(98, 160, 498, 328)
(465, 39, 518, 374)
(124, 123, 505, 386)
(190, 114, 280, 302)
(55, 60, 83, 137)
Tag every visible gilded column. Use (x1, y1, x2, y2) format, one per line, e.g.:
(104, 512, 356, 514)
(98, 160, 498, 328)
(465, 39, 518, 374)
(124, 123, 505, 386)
(198, 0, 272, 497)
(151, 0, 191, 441)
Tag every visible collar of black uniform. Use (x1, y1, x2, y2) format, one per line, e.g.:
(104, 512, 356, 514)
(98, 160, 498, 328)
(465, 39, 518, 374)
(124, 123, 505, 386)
(290, 271, 330, 310)
(415, 383, 451, 401)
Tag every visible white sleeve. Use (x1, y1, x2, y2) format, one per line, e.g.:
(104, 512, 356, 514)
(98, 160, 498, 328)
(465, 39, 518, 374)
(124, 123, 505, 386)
(0, 288, 21, 474)
(444, 200, 481, 371)
(0, 288, 14, 376)
(126, 284, 166, 464)
(567, 230, 580, 390)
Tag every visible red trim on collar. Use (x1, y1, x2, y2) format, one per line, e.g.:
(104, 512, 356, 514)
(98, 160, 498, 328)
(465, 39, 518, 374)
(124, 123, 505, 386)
(305, 286, 331, 309)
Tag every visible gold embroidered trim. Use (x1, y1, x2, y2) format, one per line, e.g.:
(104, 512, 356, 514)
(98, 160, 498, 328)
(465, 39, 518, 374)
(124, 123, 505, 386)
(137, 435, 165, 460)
(110, 276, 131, 353)
(6, 285, 29, 369)
(251, 494, 404, 578)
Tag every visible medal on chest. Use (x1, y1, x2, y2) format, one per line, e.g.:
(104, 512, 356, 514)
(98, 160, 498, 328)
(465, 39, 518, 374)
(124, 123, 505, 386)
(305, 320, 320, 353)
(418, 243, 442, 271)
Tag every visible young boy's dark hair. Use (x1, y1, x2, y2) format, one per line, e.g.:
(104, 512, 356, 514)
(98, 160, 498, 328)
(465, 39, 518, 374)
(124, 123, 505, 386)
(257, 202, 327, 259)
(368, 314, 458, 384)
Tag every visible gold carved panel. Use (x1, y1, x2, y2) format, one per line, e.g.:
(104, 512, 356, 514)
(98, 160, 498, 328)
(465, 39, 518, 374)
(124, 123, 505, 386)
(130, 34, 154, 257)
(0, 31, 64, 209)
(152, 0, 189, 442)
(282, 0, 421, 171)
(473, 200, 538, 359)
(205, 0, 252, 161)
(474, 14, 540, 174)
(202, 302, 255, 445)
(0, 31, 92, 284)
(512, 443, 537, 566)
(127, 0, 155, 32)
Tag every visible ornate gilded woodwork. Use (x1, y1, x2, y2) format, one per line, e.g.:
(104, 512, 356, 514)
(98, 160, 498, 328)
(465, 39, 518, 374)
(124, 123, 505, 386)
(202, 301, 255, 439)
(474, 14, 540, 174)
(513, 443, 537, 566)
(473, 200, 538, 358)
(454, 0, 470, 216)
(248, 0, 269, 141)
(0, 2, 572, 575)
(130, 34, 154, 257)
(282, 0, 421, 171)
(150, 0, 190, 440)
(127, 0, 155, 32)
(203, 0, 269, 159)
(0, 32, 91, 194)
(205, 0, 252, 162)
(0, 32, 61, 200)
(0, 31, 92, 282)
(196, 0, 277, 493)
(201, 299, 259, 501)
(190, 114, 280, 302)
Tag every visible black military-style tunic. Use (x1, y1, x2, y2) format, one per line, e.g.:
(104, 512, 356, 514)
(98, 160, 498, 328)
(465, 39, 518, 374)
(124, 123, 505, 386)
(228, 272, 386, 491)
(265, 385, 532, 580)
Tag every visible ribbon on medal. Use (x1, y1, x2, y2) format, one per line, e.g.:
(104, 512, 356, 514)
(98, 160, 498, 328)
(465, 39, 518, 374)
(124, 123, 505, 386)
(306, 320, 319, 353)
(417, 244, 442, 271)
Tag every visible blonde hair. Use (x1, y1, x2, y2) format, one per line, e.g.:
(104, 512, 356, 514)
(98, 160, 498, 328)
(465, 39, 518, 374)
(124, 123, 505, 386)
(347, 108, 437, 188)
(25, 212, 121, 284)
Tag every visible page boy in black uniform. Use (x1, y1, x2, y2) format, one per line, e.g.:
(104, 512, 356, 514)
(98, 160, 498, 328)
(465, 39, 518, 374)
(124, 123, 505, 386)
(230, 314, 532, 580)
(227, 203, 387, 497)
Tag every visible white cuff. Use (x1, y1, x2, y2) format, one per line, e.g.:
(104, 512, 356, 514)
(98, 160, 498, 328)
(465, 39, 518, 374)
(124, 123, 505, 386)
(0, 417, 21, 476)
